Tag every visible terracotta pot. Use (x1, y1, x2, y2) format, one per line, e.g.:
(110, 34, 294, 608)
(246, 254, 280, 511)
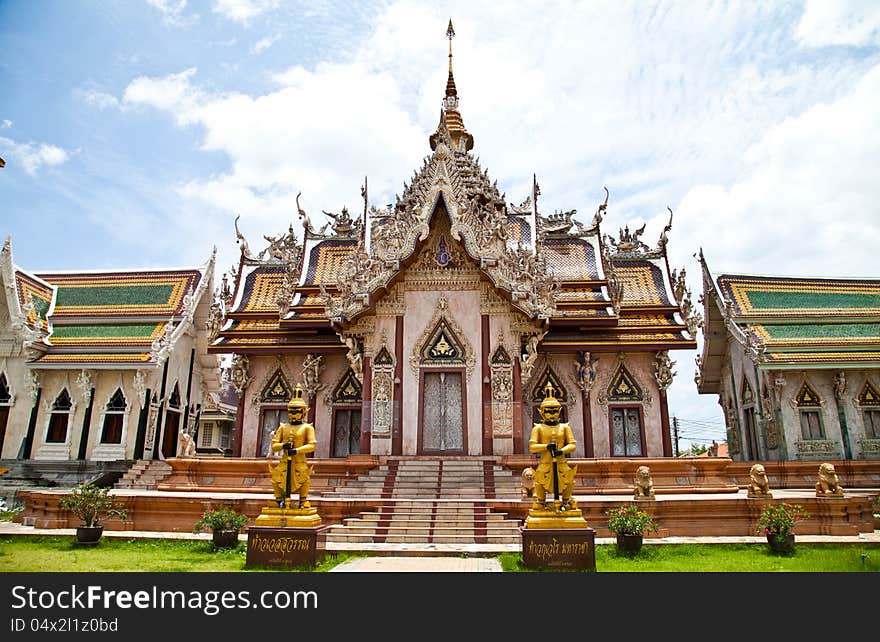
(766, 533, 795, 553)
(75, 526, 103, 545)
(212, 530, 240, 548)
(616, 533, 643, 552)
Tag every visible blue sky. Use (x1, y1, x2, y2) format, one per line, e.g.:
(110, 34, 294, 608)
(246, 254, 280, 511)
(2, 0, 879, 450)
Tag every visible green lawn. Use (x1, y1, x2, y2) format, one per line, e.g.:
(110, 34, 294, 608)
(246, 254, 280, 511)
(1, 536, 878, 572)
(500, 542, 880, 572)
(0, 536, 361, 572)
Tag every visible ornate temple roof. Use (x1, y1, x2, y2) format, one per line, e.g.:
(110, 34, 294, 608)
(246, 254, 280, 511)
(697, 255, 880, 391)
(210, 26, 697, 357)
(1, 237, 217, 370)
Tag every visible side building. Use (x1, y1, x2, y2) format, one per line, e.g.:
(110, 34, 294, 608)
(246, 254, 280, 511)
(696, 250, 880, 461)
(0, 237, 221, 462)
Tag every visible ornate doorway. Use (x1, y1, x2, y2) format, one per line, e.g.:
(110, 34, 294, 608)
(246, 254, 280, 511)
(420, 370, 465, 453)
(333, 409, 361, 457)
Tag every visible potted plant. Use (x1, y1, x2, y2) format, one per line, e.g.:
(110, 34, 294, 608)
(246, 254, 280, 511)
(755, 502, 808, 553)
(193, 506, 249, 548)
(59, 484, 127, 545)
(605, 504, 659, 552)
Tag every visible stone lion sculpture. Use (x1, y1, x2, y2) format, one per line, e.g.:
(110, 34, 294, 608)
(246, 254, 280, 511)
(815, 462, 844, 497)
(747, 463, 772, 498)
(177, 428, 196, 458)
(633, 465, 655, 499)
(521, 467, 535, 500)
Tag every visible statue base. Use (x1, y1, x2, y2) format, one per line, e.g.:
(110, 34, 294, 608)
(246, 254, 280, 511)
(523, 505, 589, 530)
(520, 526, 596, 571)
(254, 504, 322, 528)
(246, 526, 328, 569)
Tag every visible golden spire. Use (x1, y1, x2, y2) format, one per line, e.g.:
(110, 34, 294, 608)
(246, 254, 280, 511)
(446, 19, 456, 96)
(430, 19, 473, 152)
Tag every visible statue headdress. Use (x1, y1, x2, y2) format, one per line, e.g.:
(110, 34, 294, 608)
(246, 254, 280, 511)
(539, 381, 561, 409)
(288, 384, 308, 411)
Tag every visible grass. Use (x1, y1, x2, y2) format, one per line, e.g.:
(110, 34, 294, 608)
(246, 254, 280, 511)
(0, 536, 363, 572)
(498, 543, 880, 572)
(1, 536, 878, 572)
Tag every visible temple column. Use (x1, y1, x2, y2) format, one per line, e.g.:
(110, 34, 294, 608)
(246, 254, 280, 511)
(360, 356, 373, 455)
(512, 358, 523, 454)
(481, 314, 492, 455)
(581, 389, 594, 457)
(392, 314, 403, 456)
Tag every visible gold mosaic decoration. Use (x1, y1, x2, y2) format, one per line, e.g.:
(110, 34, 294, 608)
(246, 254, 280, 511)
(615, 265, 665, 306)
(241, 272, 284, 312)
(309, 244, 356, 285)
(15, 272, 53, 326)
(34, 353, 153, 363)
(764, 351, 880, 363)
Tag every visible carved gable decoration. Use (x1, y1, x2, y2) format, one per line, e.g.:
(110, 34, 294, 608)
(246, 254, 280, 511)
(741, 377, 754, 405)
(607, 366, 642, 402)
(374, 345, 394, 367)
(409, 295, 476, 378)
(332, 369, 363, 404)
(796, 382, 821, 407)
(420, 318, 465, 364)
(531, 367, 568, 403)
(261, 369, 292, 403)
(491, 344, 512, 365)
(857, 381, 879, 406)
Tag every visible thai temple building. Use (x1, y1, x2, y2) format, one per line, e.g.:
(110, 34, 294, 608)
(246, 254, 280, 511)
(0, 237, 221, 462)
(696, 250, 880, 461)
(209, 23, 699, 461)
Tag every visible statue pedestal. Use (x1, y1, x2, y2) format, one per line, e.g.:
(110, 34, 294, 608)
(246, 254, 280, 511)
(520, 526, 596, 571)
(254, 504, 322, 528)
(246, 526, 328, 569)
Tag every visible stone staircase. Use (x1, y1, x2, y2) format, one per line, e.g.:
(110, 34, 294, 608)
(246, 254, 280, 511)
(324, 457, 522, 499)
(114, 460, 172, 490)
(322, 458, 523, 545)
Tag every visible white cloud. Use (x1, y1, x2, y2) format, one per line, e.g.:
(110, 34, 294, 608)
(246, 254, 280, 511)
(1, 120, 11, 129)
(75, 88, 120, 110)
(796, 0, 880, 46)
(0, 136, 69, 175)
(250, 33, 279, 55)
(213, 0, 279, 23)
(146, 0, 194, 26)
(122, 68, 205, 123)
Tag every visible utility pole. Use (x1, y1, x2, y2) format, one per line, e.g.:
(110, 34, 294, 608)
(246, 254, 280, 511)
(672, 415, 680, 457)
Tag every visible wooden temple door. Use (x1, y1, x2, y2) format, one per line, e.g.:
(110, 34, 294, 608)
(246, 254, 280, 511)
(421, 371, 464, 453)
(161, 410, 181, 459)
(610, 406, 644, 456)
(332, 409, 361, 457)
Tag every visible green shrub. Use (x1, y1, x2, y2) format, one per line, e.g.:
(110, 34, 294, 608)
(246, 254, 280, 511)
(193, 507, 249, 534)
(59, 484, 127, 527)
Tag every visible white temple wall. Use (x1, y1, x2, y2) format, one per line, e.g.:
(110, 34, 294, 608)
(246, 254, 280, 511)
(0, 353, 33, 459)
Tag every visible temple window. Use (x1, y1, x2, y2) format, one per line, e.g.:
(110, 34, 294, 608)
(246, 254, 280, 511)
(0, 373, 10, 455)
(740, 377, 759, 459)
(331, 369, 362, 458)
(858, 381, 880, 439)
(258, 370, 292, 457)
(796, 382, 824, 440)
(100, 388, 126, 444)
(607, 366, 644, 456)
(47, 388, 72, 443)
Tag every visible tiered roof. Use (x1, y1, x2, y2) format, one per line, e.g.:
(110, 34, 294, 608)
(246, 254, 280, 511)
(1, 237, 216, 369)
(210, 24, 696, 357)
(697, 254, 880, 392)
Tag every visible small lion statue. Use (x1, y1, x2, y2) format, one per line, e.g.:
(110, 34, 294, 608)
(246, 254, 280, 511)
(815, 462, 844, 497)
(521, 467, 535, 500)
(747, 463, 772, 498)
(633, 465, 655, 500)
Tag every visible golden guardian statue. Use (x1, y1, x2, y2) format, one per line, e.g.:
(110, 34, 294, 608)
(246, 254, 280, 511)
(255, 384, 322, 527)
(524, 382, 587, 529)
